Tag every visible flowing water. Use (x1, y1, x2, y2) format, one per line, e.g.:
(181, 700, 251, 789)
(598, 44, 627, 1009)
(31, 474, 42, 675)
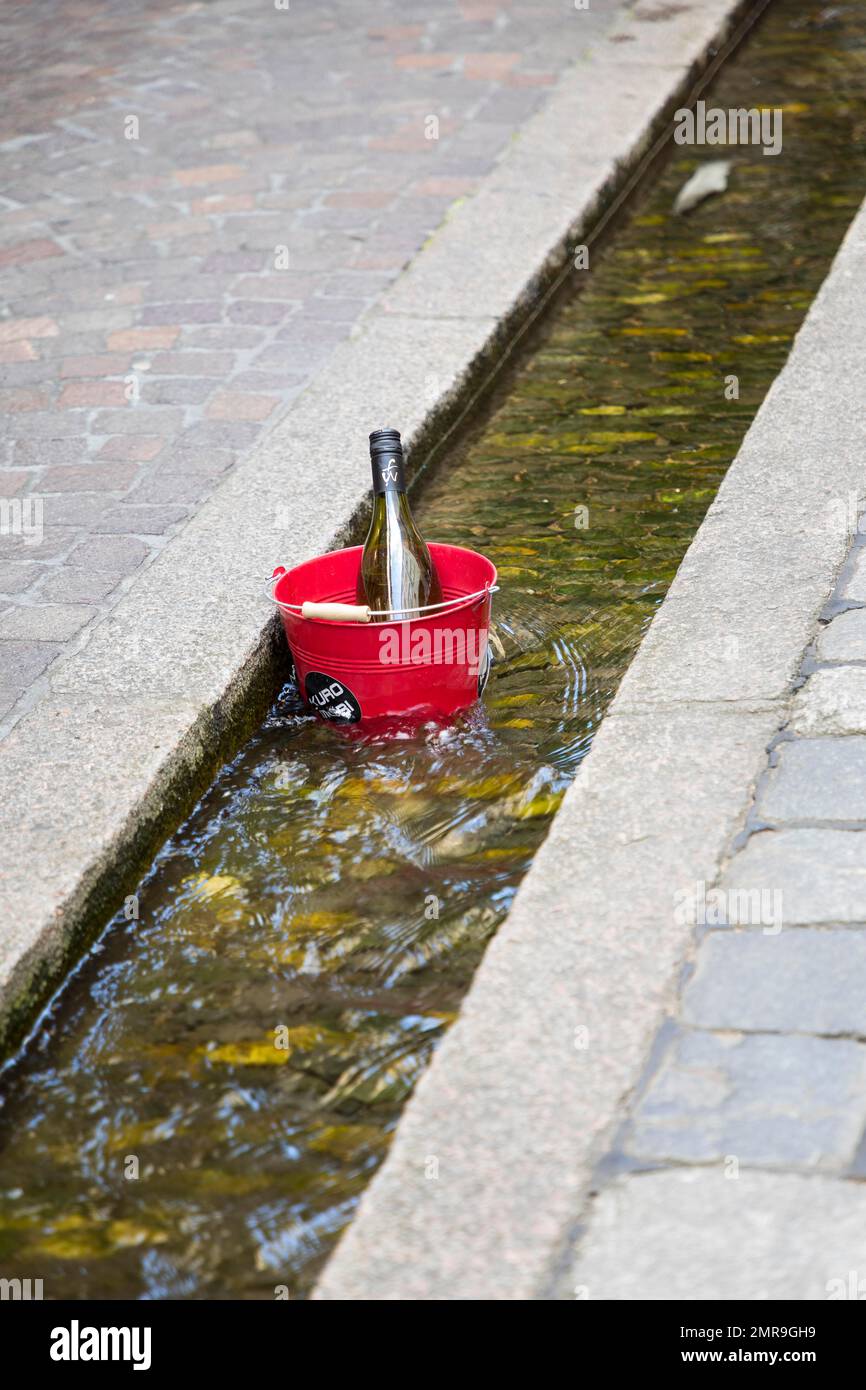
(1, 0, 865, 1299)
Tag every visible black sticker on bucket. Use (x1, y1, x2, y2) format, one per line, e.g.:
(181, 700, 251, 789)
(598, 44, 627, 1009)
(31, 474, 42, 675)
(477, 640, 492, 698)
(304, 671, 362, 724)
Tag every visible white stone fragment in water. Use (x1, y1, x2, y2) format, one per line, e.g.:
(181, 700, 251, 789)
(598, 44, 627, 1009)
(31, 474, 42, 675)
(673, 159, 732, 215)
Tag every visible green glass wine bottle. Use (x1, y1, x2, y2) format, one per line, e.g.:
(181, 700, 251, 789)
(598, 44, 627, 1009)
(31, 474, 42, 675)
(357, 428, 442, 622)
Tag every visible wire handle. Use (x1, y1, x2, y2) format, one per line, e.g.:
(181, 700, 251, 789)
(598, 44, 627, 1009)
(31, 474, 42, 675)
(265, 568, 498, 621)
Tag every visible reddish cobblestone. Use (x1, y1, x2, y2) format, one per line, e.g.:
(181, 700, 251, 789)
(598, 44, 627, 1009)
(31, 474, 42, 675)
(394, 53, 457, 70)
(96, 437, 166, 463)
(58, 382, 129, 409)
(464, 51, 522, 79)
(173, 164, 246, 186)
(206, 391, 279, 422)
(0, 471, 32, 497)
(226, 301, 288, 326)
(108, 285, 144, 306)
(0, 342, 38, 363)
(0, 317, 58, 344)
(458, 0, 502, 17)
(106, 327, 180, 352)
(60, 354, 133, 377)
(507, 71, 558, 87)
(0, 238, 64, 268)
(42, 463, 138, 493)
(325, 191, 397, 209)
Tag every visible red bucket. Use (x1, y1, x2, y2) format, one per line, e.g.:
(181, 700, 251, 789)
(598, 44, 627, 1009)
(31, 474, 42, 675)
(267, 543, 497, 727)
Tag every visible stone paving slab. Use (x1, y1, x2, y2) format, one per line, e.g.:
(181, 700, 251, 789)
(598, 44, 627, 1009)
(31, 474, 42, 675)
(837, 545, 866, 603)
(816, 609, 866, 663)
(758, 738, 866, 826)
(790, 668, 866, 736)
(683, 929, 866, 1036)
(722, 829, 866, 927)
(567, 1168, 866, 1300)
(624, 1028, 866, 1171)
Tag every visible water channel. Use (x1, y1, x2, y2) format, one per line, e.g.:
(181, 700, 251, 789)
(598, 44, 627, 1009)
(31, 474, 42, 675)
(1, 0, 864, 1298)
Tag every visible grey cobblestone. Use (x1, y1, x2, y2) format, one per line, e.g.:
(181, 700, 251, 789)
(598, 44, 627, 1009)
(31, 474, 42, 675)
(0, 563, 42, 595)
(0, 640, 64, 687)
(816, 608, 866, 662)
(0, 692, 19, 722)
(2, 413, 81, 438)
(683, 929, 866, 1036)
(758, 738, 866, 825)
(42, 496, 112, 530)
(140, 379, 216, 406)
(568, 1169, 866, 1301)
(67, 535, 149, 575)
(37, 571, 121, 604)
(14, 440, 88, 467)
(626, 1029, 866, 1170)
(176, 422, 262, 450)
(0, 531, 79, 565)
(125, 475, 212, 506)
(723, 829, 866, 926)
(837, 545, 866, 603)
(0, 604, 94, 642)
(790, 667, 866, 735)
(89, 409, 186, 437)
(42, 463, 137, 492)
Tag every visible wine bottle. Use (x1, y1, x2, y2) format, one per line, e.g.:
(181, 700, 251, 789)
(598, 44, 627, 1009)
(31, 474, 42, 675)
(357, 428, 442, 622)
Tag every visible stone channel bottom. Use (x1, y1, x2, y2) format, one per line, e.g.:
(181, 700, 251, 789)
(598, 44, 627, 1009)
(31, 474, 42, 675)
(566, 534, 866, 1300)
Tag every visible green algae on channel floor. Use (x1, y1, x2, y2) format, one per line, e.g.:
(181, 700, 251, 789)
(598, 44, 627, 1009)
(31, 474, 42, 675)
(1, 0, 865, 1299)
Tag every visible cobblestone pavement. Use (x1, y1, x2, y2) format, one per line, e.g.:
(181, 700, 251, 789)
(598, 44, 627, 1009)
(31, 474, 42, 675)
(0, 0, 617, 731)
(627, 530, 866, 1172)
(568, 510, 866, 1298)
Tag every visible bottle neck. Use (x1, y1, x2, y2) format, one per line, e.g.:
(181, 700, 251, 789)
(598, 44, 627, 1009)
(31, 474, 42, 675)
(372, 486, 413, 539)
(370, 449, 407, 497)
